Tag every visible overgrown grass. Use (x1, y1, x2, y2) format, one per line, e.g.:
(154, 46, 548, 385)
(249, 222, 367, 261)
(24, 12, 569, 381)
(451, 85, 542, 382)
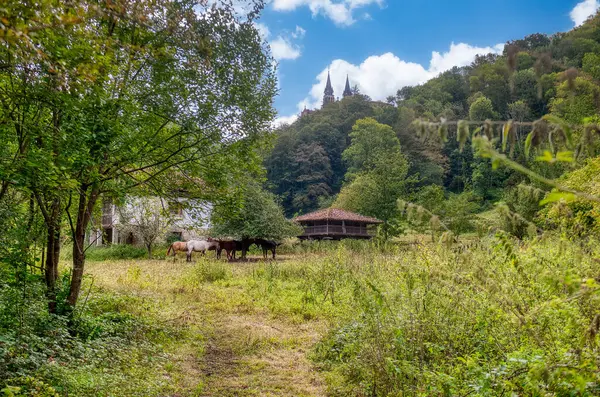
(0, 267, 194, 396)
(4, 233, 600, 396)
(190, 234, 600, 395)
(278, 234, 600, 396)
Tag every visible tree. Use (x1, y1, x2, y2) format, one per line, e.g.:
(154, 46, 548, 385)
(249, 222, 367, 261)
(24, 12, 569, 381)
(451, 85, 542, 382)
(291, 143, 333, 214)
(508, 100, 533, 122)
(264, 95, 377, 216)
(469, 96, 497, 121)
(117, 197, 173, 259)
(511, 69, 544, 116)
(336, 118, 409, 239)
(550, 76, 600, 123)
(582, 52, 600, 80)
(0, 0, 275, 312)
(211, 181, 301, 247)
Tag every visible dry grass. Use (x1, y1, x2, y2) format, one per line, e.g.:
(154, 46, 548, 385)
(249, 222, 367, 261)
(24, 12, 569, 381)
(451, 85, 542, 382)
(84, 254, 327, 397)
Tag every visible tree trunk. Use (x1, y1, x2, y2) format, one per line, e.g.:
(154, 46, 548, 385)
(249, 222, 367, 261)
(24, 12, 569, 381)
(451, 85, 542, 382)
(147, 244, 152, 259)
(67, 186, 100, 309)
(44, 199, 61, 314)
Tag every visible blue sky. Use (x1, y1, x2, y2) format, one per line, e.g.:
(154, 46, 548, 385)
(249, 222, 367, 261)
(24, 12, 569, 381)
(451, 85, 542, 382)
(254, 0, 600, 124)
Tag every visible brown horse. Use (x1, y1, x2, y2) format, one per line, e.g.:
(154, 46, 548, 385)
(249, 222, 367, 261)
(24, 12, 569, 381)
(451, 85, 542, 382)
(217, 240, 243, 260)
(166, 241, 187, 257)
(254, 239, 279, 259)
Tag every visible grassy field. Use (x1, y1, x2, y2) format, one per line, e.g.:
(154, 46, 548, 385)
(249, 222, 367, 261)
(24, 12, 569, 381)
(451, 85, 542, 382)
(61, 234, 600, 397)
(81, 252, 330, 396)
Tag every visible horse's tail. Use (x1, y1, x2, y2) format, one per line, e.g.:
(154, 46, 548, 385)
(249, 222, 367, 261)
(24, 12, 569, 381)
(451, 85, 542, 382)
(167, 244, 174, 256)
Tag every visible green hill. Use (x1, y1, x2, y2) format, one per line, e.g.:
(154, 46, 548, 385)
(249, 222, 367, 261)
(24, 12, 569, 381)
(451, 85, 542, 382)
(266, 13, 600, 218)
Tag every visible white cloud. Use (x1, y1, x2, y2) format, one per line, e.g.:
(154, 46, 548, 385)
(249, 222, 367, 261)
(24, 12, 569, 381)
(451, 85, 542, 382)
(270, 36, 302, 60)
(255, 23, 306, 61)
(255, 22, 271, 39)
(570, 0, 599, 26)
(274, 114, 299, 127)
(297, 42, 504, 111)
(429, 42, 505, 75)
(292, 25, 306, 39)
(271, 0, 384, 26)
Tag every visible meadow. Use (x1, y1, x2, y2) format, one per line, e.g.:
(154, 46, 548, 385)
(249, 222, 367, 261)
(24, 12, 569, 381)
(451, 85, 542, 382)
(4, 234, 599, 396)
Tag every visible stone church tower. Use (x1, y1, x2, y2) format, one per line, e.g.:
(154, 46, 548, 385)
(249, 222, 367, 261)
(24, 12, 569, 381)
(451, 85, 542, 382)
(322, 71, 335, 107)
(343, 75, 353, 98)
(322, 72, 354, 108)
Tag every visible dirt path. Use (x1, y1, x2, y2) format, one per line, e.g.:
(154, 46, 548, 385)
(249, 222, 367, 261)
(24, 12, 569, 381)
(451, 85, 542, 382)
(85, 259, 327, 397)
(197, 312, 325, 396)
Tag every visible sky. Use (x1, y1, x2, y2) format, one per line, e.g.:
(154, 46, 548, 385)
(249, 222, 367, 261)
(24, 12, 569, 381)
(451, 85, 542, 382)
(254, 0, 600, 125)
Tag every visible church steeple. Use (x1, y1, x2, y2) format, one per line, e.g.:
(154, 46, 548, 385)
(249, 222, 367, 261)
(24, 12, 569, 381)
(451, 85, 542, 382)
(343, 74, 353, 98)
(322, 70, 335, 107)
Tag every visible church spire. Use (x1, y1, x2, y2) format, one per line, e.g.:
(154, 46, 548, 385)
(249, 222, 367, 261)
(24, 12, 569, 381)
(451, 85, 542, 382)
(322, 70, 335, 107)
(343, 74, 353, 98)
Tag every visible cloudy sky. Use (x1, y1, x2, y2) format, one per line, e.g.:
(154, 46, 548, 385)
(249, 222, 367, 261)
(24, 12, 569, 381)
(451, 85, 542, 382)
(256, 0, 600, 125)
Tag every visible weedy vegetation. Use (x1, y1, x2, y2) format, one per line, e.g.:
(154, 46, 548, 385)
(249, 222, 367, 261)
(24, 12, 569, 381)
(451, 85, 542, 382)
(4, 236, 600, 396)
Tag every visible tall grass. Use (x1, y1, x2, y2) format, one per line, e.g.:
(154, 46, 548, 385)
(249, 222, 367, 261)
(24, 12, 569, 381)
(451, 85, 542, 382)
(241, 234, 600, 396)
(7, 233, 599, 396)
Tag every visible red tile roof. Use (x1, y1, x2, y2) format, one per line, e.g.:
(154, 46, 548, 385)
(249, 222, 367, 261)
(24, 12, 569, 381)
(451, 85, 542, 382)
(294, 208, 382, 224)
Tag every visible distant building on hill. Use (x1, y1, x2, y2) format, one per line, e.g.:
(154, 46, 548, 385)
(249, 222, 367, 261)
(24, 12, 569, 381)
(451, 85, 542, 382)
(323, 71, 354, 108)
(299, 106, 313, 117)
(298, 72, 355, 119)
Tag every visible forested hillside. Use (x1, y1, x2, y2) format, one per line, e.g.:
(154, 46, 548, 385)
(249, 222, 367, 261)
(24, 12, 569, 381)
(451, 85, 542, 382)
(266, 14, 600, 223)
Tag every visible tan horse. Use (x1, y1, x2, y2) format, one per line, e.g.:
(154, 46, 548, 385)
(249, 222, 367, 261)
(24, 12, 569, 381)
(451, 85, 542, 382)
(166, 241, 187, 257)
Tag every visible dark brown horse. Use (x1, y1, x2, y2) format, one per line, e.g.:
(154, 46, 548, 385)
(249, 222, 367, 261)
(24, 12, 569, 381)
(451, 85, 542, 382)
(217, 240, 243, 260)
(254, 239, 279, 259)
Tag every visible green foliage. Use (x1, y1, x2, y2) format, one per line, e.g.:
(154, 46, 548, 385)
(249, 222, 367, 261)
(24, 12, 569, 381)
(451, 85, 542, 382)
(0, 266, 183, 396)
(508, 100, 533, 121)
(265, 96, 377, 216)
(410, 186, 480, 235)
(335, 118, 409, 239)
(469, 95, 497, 121)
(309, 236, 600, 396)
(211, 181, 302, 240)
(187, 259, 231, 284)
(582, 52, 600, 80)
(80, 245, 149, 262)
(0, 0, 276, 310)
(551, 76, 600, 124)
(540, 156, 600, 236)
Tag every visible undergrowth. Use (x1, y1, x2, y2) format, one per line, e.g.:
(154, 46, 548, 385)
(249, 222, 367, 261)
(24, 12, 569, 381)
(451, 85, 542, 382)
(0, 269, 189, 397)
(228, 234, 600, 395)
(3, 234, 600, 396)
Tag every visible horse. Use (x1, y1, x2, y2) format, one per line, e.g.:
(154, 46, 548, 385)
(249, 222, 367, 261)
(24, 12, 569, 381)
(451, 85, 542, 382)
(186, 239, 220, 262)
(217, 240, 243, 260)
(254, 238, 280, 259)
(166, 241, 187, 258)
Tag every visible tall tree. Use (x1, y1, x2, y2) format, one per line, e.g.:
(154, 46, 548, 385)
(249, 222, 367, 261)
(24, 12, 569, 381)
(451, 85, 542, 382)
(211, 181, 301, 245)
(0, 0, 276, 312)
(336, 118, 409, 239)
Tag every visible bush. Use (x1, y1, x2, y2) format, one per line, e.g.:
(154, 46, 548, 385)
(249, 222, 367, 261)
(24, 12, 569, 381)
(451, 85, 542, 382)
(187, 259, 231, 284)
(0, 267, 180, 396)
(83, 245, 149, 261)
(308, 235, 600, 396)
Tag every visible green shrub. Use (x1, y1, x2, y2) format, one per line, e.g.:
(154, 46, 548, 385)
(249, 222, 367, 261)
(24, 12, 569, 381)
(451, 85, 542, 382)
(188, 259, 231, 284)
(84, 245, 148, 261)
(1, 377, 59, 397)
(0, 269, 180, 397)
(309, 235, 600, 396)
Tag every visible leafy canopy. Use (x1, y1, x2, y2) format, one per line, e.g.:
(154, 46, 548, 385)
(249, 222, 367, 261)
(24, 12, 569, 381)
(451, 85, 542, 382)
(211, 182, 301, 241)
(335, 118, 409, 238)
